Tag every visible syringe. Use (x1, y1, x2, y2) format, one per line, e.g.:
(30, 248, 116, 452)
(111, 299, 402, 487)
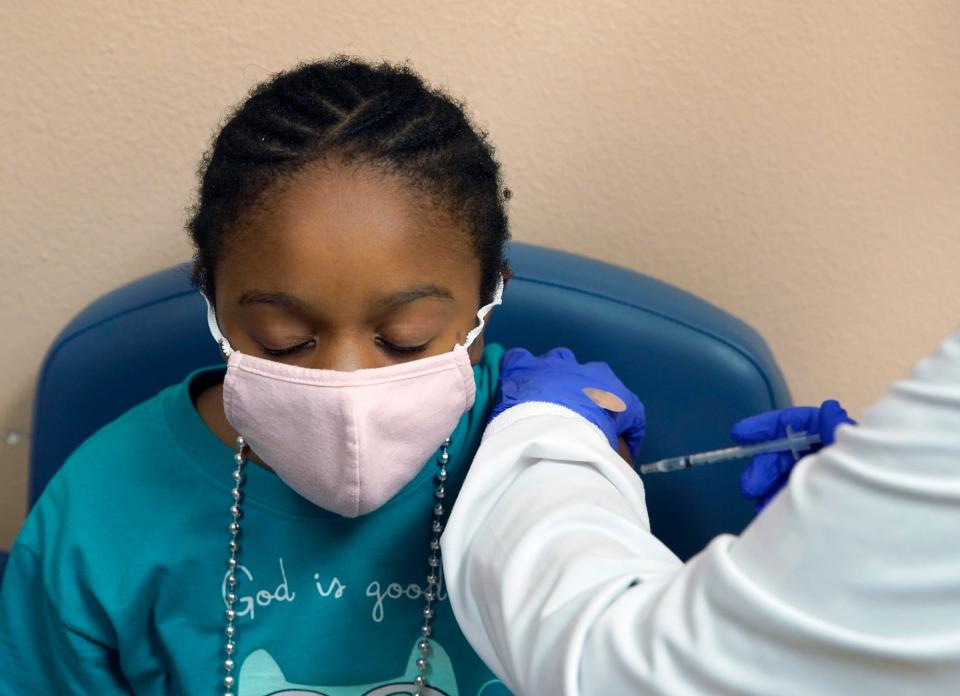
(639, 426, 821, 475)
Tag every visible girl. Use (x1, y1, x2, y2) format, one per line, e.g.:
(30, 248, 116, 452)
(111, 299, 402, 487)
(0, 57, 518, 696)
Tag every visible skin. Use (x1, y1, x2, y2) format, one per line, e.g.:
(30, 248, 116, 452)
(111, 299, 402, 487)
(195, 159, 490, 470)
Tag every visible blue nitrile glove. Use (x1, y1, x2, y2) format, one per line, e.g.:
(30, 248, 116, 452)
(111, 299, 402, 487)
(490, 347, 646, 459)
(731, 399, 856, 511)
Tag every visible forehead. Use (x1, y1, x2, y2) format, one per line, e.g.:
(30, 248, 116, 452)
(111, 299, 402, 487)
(216, 161, 480, 305)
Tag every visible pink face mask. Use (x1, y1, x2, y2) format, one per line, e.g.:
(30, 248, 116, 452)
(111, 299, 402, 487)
(202, 278, 503, 517)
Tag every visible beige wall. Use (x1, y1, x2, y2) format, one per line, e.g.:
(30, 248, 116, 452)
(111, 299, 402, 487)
(2, 1, 958, 548)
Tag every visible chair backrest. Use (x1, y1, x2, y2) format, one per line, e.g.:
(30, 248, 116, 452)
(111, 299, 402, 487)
(30, 243, 789, 560)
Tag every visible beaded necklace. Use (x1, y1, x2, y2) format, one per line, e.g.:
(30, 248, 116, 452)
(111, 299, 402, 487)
(220, 435, 452, 696)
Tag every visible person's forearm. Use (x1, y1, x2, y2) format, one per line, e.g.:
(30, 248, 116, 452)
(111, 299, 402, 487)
(442, 331, 960, 695)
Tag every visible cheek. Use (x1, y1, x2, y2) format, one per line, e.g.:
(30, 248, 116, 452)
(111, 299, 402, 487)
(406, 304, 480, 357)
(468, 334, 485, 365)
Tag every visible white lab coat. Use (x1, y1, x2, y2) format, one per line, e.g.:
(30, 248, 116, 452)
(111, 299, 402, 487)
(442, 330, 960, 695)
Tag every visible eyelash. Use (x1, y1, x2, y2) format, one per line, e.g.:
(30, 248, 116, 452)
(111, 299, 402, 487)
(376, 337, 430, 355)
(262, 341, 314, 357)
(261, 339, 430, 357)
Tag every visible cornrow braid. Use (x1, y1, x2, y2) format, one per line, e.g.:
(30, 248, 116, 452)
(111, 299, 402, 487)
(187, 57, 510, 305)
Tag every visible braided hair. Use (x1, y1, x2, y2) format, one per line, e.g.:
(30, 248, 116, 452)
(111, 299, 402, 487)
(187, 57, 511, 304)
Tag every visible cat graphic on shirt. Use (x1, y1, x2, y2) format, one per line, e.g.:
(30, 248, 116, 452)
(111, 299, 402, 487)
(239, 638, 467, 695)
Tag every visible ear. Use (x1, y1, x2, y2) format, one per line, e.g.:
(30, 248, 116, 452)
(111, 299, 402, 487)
(239, 649, 293, 691)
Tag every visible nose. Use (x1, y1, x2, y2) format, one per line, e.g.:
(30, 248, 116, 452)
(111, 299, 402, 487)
(308, 335, 370, 371)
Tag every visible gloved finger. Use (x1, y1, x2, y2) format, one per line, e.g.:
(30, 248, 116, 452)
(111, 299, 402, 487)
(818, 399, 855, 445)
(623, 421, 646, 460)
(622, 388, 645, 415)
(776, 406, 821, 438)
(542, 346, 578, 363)
(580, 358, 616, 377)
(581, 361, 638, 402)
(606, 384, 643, 423)
(500, 347, 537, 373)
(731, 410, 783, 445)
(731, 406, 819, 444)
(740, 452, 794, 499)
(619, 403, 647, 459)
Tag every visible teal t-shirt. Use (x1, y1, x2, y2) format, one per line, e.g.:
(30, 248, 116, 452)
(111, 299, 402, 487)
(0, 344, 509, 696)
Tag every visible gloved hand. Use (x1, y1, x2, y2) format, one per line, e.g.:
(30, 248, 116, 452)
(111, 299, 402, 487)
(490, 347, 646, 459)
(732, 399, 856, 511)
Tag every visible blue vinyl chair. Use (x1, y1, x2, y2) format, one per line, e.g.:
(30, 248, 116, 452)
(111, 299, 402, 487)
(0, 243, 790, 584)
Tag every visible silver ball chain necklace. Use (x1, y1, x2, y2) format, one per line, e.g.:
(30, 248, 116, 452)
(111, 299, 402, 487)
(220, 434, 452, 696)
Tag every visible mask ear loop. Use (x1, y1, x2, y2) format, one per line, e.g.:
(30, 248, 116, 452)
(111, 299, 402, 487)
(457, 274, 504, 351)
(201, 293, 235, 358)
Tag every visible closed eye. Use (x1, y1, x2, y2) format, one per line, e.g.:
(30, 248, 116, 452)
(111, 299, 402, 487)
(376, 337, 430, 355)
(260, 340, 315, 357)
(261, 338, 428, 358)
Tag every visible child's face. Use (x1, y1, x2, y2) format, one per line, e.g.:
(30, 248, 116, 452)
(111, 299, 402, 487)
(212, 160, 488, 369)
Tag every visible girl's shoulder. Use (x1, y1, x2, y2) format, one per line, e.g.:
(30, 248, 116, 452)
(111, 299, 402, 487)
(24, 368, 226, 544)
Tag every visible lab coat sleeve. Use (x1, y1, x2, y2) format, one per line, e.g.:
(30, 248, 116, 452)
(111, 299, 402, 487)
(441, 329, 960, 695)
